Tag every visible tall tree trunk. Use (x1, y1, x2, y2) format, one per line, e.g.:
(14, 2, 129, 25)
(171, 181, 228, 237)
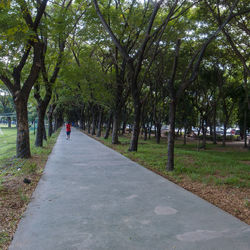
(48, 111, 53, 137)
(79, 116, 84, 130)
(104, 112, 112, 139)
(143, 124, 147, 141)
(7, 117, 11, 128)
(47, 104, 56, 137)
(87, 121, 91, 134)
(15, 97, 31, 158)
(201, 120, 206, 149)
(112, 111, 120, 144)
(91, 107, 96, 135)
(55, 112, 63, 130)
(97, 109, 103, 137)
(79, 105, 85, 130)
(156, 122, 161, 144)
(43, 122, 47, 141)
(35, 105, 47, 147)
(167, 101, 176, 171)
(122, 120, 126, 135)
(129, 102, 141, 151)
(243, 109, 247, 148)
(213, 103, 217, 144)
(86, 105, 91, 133)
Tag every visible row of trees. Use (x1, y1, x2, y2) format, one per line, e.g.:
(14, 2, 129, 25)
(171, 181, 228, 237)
(0, 0, 249, 171)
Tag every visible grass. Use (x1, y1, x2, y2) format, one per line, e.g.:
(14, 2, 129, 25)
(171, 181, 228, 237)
(0, 126, 60, 250)
(0, 127, 18, 161)
(96, 133, 250, 188)
(0, 126, 58, 182)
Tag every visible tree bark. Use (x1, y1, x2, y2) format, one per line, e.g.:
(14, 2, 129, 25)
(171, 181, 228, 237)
(156, 122, 161, 144)
(91, 106, 96, 135)
(143, 124, 147, 141)
(112, 112, 120, 144)
(7, 117, 11, 128)
(201, 120, 206, 149)
(54, 112, 63, 130)
(212, 102, 217, 144)
(35, 104, 47, 147)
(243, 109, 247, 148)
(129, 102, 141, 151)
(167, 101, 176, 171)
(47, 104, 56, 137)
(122, 120, 126, 135)
(104, 112, 112, 139)
(97, 109, 103, 137)
(43, 122, 47, 141)
(87, 121, 91, 134)
(15, 97, 31, 158)
(79, 104, 85, 130)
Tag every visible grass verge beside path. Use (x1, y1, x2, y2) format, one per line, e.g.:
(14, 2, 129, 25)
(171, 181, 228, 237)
(0, 128, 61, 250)
(82, 130, 250, 225)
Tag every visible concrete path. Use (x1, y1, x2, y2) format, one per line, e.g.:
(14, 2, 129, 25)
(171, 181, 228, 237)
(10, 128, 250, 250)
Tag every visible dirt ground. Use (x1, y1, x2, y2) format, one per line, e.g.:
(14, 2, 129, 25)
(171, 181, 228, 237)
(0, 157, 46, 250)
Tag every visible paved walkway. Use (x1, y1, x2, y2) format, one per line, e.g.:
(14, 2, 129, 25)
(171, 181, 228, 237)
(10, 128, 250, 250)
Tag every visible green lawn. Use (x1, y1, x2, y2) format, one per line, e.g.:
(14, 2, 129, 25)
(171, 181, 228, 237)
(99, 134, 250, 188)
(0, 127, 19, 162)
(0, 126, 56, 178)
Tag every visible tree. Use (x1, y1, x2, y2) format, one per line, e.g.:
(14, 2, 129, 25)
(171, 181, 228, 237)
(93, 0, 181, 151)
(34, 0, 82, 147)
(0, 0, 48, 157)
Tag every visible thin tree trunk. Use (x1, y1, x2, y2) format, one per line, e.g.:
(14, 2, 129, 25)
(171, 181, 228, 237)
(156, 123, 161, 144)
(47, 104, 55, 137)
(129, 103, 141, 151)
(43, 122, 47, 141)
(104, 112, 112, 139)
(97, 109, 103, 137)
(112, 112, 120, 144)
(55, 112, 63, 130)
(202, 120, 206, 149)
(87, 121, 91, 134)
(167, 101, 176, 171)
(213, 103, 217, 144)
(91, 105, 96, 135)
(15, 97, 31, 158)
(7, 117, 11, 128)
(243, 109, 247, 148)
(35, 105, 47, 147)
(143, 124, 147, 141)
(122, 120, 126, 135)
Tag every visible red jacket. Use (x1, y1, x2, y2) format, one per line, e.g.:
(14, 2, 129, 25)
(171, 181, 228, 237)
(66, 123, 71, 132)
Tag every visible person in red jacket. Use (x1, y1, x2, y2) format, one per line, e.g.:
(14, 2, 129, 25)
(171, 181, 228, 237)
(66, 122, 71, 140)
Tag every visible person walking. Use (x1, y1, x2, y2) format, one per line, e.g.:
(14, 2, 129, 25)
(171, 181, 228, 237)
(66, 122, 71, 140)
